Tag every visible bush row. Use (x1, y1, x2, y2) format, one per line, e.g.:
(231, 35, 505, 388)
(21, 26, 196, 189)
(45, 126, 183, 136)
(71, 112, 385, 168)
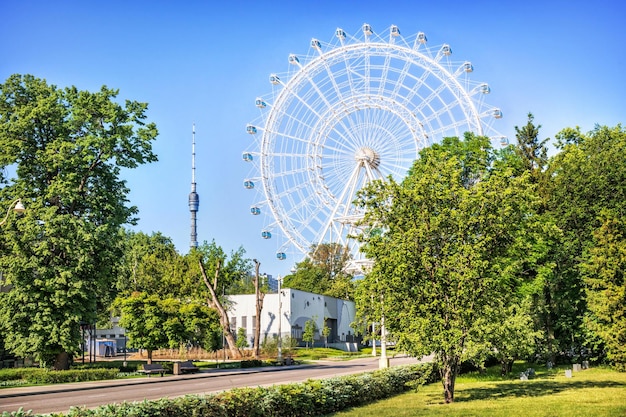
(0, 368, 119, 385)
(3, 363, 434, 417)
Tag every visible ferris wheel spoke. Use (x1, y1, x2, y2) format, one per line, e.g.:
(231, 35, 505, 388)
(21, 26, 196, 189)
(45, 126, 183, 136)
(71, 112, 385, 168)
(316, 162, 364, 246)
(246, 25, 503, 265)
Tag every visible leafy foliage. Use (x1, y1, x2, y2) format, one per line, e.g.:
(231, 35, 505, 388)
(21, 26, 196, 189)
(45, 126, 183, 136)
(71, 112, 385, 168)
(283, 243, 355, 300)
(545, 124, 626, 365)
(580, 213, 626, 370)
(0, 74, 157, 369)
(7, 363, 433, 417)
(355, 133, 537, 402)
(115, 292, 220, 360)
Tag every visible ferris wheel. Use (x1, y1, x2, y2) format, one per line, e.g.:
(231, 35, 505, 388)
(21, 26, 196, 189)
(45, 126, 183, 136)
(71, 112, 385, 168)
(243, 24, 505, 269)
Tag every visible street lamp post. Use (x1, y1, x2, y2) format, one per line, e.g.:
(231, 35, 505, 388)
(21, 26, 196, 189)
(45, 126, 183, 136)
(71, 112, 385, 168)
(0, 199, 25, 226)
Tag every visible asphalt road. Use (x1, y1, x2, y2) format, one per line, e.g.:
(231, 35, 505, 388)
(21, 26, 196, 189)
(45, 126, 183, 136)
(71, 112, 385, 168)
(0, 356, 418, 415)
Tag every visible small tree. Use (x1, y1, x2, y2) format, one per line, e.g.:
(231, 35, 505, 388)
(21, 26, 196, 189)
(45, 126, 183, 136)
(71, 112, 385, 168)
(303, 319, 317, 348)
(322, 319, 331, 348)
(236, 327, 249, 349)
(116, 293, 168, 364)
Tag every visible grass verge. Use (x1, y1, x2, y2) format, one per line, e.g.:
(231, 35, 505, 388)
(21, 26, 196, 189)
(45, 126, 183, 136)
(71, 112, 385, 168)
(328, 364, 626, 417)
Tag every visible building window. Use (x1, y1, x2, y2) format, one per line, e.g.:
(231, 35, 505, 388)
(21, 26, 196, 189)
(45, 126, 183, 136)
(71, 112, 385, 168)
(241, 316, 247, 330)
(291, 324, 302, 339)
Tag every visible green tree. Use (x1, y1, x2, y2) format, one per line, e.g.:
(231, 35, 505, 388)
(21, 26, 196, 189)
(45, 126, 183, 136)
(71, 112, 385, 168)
(0, 74, 157, 369)
(115, 293, 221, 362)
(236, 327, 249, 349)
(544, 124, 626, 362)
(116, 293, 169, 364)
(284, 243, 355, 300)
(322, 318, 331, 348)
(116, 230, 186, 297)
(580, 212, 626, 370)
(179, 302, 222, 353)
(513, 112, 549, 184)
(355, 133, 536, 403)
(303, 319, 317, 348)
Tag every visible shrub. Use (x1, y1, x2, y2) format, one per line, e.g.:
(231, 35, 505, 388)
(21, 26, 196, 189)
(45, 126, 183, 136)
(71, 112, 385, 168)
(0, 368, 120, 386)
(1, 364, 434, 416)
(240, 360, 262, 368)
(20, 363, 433, 417)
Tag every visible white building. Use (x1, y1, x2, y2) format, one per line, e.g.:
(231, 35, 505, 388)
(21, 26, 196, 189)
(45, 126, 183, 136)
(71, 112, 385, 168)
(228, 288, 358, 351)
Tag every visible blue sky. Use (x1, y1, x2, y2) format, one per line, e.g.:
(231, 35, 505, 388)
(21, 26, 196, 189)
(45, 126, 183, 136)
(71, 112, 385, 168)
(2, 0, 625, 277)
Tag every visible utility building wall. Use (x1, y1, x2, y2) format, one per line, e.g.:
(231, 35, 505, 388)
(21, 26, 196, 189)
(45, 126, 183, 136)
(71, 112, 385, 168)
(227, 289, 356, 348)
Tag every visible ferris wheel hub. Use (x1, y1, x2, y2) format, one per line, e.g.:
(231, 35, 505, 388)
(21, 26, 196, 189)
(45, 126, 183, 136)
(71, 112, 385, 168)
(355, 147, 381, 169)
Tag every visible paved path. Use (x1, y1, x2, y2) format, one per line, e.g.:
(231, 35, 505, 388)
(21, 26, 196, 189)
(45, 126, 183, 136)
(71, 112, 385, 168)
(0, 356, 420, 415)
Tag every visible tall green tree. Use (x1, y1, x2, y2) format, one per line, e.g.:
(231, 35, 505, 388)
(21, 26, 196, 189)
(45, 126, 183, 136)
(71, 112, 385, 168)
(514, 112, 549, 184)
(580, 212, 626, 369)
(544, 124, 626, 363)
(0, 74, 157, 369)
(355, 133, 536, 403)
(507, 114, 564, 363)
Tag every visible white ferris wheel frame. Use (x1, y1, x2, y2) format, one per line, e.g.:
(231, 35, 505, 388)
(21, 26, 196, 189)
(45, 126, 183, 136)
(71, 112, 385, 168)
(244, 24, 504, 267)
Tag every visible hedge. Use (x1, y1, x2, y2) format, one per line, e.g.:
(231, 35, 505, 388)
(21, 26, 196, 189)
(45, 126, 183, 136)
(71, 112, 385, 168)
(1, 363, 433, 417)
(0, 368, 119, 385)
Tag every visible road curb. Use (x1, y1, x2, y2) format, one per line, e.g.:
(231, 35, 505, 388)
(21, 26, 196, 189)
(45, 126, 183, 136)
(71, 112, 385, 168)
(0, 364, 312, 399)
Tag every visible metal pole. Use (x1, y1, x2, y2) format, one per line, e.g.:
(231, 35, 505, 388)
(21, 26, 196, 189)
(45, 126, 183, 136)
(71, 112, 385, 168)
(222, 285, 226, 367)
(277, 275, 283, 363)
(379, 315, 388, 368)
(372, 322, 377, 356)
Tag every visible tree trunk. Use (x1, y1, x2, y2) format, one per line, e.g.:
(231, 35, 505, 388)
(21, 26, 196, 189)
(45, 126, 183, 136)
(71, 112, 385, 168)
(253, 259, 265, 359)
(147, 349, 153, 364)
(198, 259, 240, 359)
(53, 351, 70, 370)
(440, 355, 459, 403)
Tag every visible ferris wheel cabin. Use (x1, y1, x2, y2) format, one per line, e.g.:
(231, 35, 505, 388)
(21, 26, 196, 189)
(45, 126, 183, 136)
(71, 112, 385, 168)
(269, 74, 280, 85)
(289, 54, 299, 65)
(261, 231, 272, 239)
(493, 109, 503, 119)
(363, 23, 373, 36)
(311, 38, 321, 50)
(242, 153, 253, 162)
(246, 124, 257, 134)
(276, 252, 287, 260)
(390, 25, 400, 37)
(250, 206, 261, 215)
(243, 180, 254, 189)
(417, 32, 427, 44)
(336, 28, 346, 40)
(255, 98, 267, 108)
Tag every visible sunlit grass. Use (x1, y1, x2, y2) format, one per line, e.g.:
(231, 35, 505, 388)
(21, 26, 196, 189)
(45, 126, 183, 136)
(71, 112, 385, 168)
(328, 365, 626, 417)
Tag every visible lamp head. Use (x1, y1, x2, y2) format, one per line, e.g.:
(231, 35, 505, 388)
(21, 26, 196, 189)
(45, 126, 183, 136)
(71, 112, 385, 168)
(13, 199, 25, 213)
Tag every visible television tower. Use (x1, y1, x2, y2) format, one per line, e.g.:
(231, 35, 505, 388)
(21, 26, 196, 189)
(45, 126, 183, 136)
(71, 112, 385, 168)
(189, 124, 199, 249)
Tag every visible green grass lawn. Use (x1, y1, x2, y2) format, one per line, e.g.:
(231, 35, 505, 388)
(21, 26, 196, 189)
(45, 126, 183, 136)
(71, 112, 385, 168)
(329, 365, 626, 417)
